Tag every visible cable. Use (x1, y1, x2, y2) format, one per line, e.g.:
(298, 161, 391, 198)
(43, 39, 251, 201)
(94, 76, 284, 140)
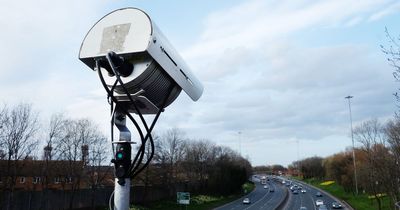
(104, 53, 161, 176)
(96, 60, 146, 144)
(131, 85, 173, 177)
(97, 53, 174, 180)
(108, 190, 115, 210)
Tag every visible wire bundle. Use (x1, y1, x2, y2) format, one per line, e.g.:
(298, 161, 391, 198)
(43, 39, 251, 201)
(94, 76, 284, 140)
(95, 53, 174, 179)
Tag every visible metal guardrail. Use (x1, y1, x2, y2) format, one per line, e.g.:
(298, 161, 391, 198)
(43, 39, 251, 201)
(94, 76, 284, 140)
(275, 187, 289, 210)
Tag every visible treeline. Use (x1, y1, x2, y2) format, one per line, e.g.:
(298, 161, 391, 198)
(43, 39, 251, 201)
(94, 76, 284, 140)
(0, 103, 252, 209)
(290, 118, 400, 210)
(136, 128, 252, 198)
(0, 103, 109, 210)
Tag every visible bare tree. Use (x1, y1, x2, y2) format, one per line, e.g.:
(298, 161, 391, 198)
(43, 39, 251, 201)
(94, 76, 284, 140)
(38, 113, 68, 210)
(0, 103, 39, 210)
(384, 118, 400, 204)
(382, 28, 400, 105)
(154, 128, 187, 194)
(86, 133, 110, 210)
(53, 118, 99, 210)
(354, 119, 388, 210)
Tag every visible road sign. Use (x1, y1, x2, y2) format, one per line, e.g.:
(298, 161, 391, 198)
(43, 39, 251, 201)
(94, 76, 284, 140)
(177, 192, 190, 205)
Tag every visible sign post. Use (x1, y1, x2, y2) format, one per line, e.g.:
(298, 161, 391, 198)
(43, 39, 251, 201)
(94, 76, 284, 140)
(177, 192, 190, 210)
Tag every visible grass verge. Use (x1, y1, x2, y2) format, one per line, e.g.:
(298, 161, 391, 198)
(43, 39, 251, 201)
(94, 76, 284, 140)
(298, 177, 391, 210)
(130, 181, 255, 210)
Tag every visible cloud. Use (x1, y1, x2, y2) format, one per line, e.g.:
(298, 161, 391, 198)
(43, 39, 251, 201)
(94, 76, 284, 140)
(183, 0, 396, 63)
(1, 0, 398, 166)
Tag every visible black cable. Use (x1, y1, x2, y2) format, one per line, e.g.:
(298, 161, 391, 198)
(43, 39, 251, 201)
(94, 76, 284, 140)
(131, 85, 173, 177)
(98, 60, 150, 177)
(96, 60, 146, 147)
(98, 57, 150, 176)
(98, 54, 174, 179)
(106, 53, 153, 174)
(104, 53, 155, 174)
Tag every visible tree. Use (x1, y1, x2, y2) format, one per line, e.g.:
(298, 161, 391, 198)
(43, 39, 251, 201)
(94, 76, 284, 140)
(381, 28, 400, 104)
(298, 156, 324, 179)
(324, 149, 356, 192)
(154, 128, 187, 194)
(53, 118, 100, 210)
(354, 119, 388, 210)
(0, 103, 39, 210)
(86, 133, 110, 210)
(384, 118, 400, 204)
(39, 113, 67, 210)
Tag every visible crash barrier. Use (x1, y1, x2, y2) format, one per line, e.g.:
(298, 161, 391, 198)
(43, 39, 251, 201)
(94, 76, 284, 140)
(275, 180, 289, 210)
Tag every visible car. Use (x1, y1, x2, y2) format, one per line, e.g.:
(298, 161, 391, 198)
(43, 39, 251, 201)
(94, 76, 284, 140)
(243, 198, 250, 204)
(301, 189, 307, 193)
(315, 199, 324, 206)
(293, 190, 299, 194)
(263, 185, 268, 189)
(316, 191, 323, 197)
(318, 204, 328, 210)
(299, 207, 308, 210)
(269, 188, 275, 192)
(332, 201, 343, 209)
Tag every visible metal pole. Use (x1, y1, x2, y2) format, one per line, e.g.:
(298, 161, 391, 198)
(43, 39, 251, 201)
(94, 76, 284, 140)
(114, 179, 130, 210)
(297, 139, 300, 175)
(238, 131, 242, 156)
(113, 109, 132, 210)
(345, 95, 358, 195)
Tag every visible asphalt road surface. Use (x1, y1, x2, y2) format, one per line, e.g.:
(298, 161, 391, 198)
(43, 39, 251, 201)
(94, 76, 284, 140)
(283, 179, 349, 210)
(214, 178, 286, 210)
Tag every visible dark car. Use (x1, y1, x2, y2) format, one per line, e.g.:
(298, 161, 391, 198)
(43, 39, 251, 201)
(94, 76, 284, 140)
(293, 190, 299, 194)
(269, 188, 275, 192)
(316, 191, 323, 197)
(332, 201, 343, 209)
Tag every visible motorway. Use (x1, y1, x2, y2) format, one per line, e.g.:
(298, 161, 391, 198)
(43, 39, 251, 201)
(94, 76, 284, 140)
(214, 178, 287, 210)
(214, 177, 349, 210)
(283, 179, 345, 210)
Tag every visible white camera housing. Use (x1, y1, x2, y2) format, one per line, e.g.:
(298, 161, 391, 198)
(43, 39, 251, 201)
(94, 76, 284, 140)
(79, 8, 203, 114)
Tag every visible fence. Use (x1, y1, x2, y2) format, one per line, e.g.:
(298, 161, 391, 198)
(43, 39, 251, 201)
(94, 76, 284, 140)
(0, 184, 178, 210)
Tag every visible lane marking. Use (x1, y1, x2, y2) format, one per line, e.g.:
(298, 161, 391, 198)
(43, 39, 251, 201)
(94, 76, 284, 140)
(243, 183, 270, 210)
(242, 183, 274, 210)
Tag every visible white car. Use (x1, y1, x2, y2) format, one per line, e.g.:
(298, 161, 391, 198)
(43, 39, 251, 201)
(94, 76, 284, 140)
(243, 198, 250, 204)
(315, 199, 324, 206)
(301, 189, 307, 193)
(263, 185, 268, 189)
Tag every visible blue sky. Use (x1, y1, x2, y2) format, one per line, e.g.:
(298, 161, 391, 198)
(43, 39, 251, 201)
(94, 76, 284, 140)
(1, 0, 400, 166)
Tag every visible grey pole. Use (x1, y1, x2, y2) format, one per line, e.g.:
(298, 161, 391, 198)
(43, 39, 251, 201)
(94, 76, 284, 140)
(238, 131, 242, 156)
(345, 95, 358, 195)
(113, 110, 132, 210)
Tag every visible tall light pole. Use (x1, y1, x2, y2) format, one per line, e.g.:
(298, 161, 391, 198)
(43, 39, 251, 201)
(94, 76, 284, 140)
(345, 95, 359, 195)
(238, 131, 242, 156)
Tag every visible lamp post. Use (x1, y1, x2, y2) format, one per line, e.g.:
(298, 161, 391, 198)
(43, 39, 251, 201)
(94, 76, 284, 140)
(238, 131, 242, 156)
(345, 95, 358, 195)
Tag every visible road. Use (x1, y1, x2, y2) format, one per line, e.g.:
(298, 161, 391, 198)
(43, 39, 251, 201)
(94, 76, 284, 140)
(283, 179, 349, 210)
(214, 178, 287, 210)
(214, 176, 349, 210)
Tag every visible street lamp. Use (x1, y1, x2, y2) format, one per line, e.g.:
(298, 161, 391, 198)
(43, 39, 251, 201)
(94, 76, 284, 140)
(345, 95, 359, 195)
(238, 131, 242, 156)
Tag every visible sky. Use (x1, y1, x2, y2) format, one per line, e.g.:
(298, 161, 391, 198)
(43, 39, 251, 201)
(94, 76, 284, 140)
(1, 0, 400, 166)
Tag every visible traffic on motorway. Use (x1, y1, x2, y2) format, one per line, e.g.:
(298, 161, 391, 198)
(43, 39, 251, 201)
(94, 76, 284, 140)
(214, 175, 348, 210)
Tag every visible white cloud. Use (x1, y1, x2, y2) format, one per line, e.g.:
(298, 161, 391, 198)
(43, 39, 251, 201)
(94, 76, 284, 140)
(1, 0, 399, 166)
